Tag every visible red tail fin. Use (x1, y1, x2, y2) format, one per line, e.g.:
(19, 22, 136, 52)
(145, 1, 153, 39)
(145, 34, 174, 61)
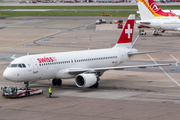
(148, 0, 177, 16)
(148, 0, 162, 13)
(117, 14, 135, 44)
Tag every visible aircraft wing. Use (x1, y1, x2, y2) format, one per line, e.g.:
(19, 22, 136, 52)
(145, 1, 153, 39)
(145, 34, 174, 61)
(68, 63, 172, 74)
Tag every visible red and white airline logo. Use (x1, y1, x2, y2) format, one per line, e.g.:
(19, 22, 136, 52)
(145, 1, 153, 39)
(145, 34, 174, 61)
(125, 24, 132, 39)
(150, 3, 160, 12)
(37, 57, 57, 63)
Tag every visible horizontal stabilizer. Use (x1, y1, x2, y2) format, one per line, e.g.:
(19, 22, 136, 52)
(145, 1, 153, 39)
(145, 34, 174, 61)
(128, 51, 163, 57)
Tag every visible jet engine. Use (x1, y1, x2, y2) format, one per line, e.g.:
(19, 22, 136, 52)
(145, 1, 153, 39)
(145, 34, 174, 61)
(75, 73, 97, 88)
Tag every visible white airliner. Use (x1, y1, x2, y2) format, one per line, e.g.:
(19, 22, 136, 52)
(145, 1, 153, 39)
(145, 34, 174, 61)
(136, 0, 180, 36)
(3, 15, 171, 89)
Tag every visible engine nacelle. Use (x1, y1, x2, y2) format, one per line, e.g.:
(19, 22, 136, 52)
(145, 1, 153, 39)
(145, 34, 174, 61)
(75, 73, 97, 88)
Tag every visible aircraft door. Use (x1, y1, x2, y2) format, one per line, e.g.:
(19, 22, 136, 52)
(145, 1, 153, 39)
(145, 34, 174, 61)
(71, 59, 77, 67)
(31, 59, 38, 73)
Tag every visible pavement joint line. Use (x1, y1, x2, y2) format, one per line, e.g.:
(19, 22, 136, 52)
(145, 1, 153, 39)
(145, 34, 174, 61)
(0, 30, 61, 51)
(146, 54, 180, 87)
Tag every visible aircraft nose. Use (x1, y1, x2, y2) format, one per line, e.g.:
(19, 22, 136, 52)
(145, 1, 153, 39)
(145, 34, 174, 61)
(3, 69, 11, 80)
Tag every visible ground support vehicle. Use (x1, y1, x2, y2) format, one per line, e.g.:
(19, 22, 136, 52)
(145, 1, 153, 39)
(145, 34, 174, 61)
(96, 19, 106, 24)
(1, 86, 43, 98)
(139, 29, 146, 35)
(102, 13, 109, 16)
(117, 23, 123, 29)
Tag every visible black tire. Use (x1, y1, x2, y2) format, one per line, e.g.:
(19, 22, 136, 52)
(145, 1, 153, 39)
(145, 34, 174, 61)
(25, 92, 30, 97)
(52, 79, 57, 85)
(57, 79, 62, 85)
(25, 92, 28, 97)
(93, 82, 99, 88)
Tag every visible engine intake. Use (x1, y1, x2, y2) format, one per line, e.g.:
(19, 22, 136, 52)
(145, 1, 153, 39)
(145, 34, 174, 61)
(75, 73, 97, 88)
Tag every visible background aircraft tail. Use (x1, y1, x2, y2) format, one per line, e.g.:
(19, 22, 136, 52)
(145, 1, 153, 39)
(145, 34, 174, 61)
(114, 14, 135, 48)
(137, 0, 164, 20)
(148, 0, 162, 13)
(148, 0, 177, 16)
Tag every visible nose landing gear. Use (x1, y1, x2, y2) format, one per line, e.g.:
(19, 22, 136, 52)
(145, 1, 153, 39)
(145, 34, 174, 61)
(152, 28, 162, 36)
(24, 82, 30, 90)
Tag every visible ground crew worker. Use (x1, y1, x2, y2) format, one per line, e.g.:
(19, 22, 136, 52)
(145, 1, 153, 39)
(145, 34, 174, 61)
(139, 29, 142, 35)
(49, 87, 52, 98)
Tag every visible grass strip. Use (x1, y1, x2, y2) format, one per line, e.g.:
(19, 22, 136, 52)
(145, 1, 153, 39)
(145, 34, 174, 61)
(0, 11, 138, 17)
(0, 5, 180, 9)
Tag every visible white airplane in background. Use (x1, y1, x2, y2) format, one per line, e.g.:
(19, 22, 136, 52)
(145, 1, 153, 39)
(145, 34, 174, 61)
(3, 15, 172, 89)
(136, 0, 180, 36)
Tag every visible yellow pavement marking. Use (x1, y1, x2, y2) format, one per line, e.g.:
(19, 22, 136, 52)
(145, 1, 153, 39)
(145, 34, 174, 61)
(0, 99, 10, 102)
(0, 30, 61, 51)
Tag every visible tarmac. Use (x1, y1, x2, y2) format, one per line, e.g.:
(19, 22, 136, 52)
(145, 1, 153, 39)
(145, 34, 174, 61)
(0, 16, 180, 120)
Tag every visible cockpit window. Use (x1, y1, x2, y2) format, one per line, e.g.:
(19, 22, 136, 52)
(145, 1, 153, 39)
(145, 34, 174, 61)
(9, 64, 18, 67)
(22, 64, 26, 68)
(18, 64, 22, 68)
(8, 63, 26, 68)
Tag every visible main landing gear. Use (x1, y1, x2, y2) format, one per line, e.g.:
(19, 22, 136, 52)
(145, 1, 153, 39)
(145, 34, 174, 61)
(152, 28, 162, 36)
(52, 78, 62, 86)
(91, 82, 99, 88)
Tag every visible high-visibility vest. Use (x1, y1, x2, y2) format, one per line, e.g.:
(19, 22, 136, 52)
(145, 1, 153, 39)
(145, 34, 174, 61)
(49, 88, 52, 93)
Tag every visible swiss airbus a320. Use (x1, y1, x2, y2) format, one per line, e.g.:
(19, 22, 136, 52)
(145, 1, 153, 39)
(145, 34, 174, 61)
(3, 15, 171, 89)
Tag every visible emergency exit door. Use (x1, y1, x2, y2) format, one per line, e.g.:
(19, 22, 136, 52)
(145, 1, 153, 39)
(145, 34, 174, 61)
(31, 59, 38, 73)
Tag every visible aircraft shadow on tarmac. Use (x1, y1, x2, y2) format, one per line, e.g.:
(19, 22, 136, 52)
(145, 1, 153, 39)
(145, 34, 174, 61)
(29, 83, 155, 93)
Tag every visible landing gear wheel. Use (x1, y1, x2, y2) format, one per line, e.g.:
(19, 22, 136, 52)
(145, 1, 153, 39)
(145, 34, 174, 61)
(153, 34, 162, 36)
(56, 79, 62, 85)
(52, 79, 57, 85)
(90, 82, 99, 88)
(25, 91, 30, 97)
(52, 79, 62, 86)
(93, 82, 99, 88)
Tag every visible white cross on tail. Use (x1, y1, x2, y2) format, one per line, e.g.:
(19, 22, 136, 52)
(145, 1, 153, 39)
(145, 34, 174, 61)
(125, 24, 132, 39)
